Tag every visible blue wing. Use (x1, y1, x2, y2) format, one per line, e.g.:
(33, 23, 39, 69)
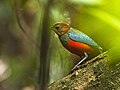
(68, 28, 101, 49)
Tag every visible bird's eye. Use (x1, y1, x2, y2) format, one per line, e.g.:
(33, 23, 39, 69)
(55, 26, 59, 30)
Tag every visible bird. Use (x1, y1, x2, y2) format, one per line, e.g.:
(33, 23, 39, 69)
(51, 22, 103, 70)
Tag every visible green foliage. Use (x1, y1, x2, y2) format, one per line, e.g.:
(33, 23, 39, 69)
(0, 0, 120, 89)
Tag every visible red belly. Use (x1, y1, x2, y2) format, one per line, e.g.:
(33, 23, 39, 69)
(65, 40, 93, 56)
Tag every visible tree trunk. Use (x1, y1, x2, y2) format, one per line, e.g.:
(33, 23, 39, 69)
(48, 51, 120, 90)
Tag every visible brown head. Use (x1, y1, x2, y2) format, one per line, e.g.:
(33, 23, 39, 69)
(51, 22, 70, 36)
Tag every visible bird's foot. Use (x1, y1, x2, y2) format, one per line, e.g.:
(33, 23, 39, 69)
(70, 52, 88, 73)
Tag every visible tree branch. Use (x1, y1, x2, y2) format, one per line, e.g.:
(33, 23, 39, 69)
(48, 51, 120, 90)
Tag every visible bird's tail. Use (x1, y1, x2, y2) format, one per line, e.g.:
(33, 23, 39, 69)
(99, 47, 103, 54)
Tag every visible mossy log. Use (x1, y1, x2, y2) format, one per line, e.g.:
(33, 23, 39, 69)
(48, 52, 120, 90)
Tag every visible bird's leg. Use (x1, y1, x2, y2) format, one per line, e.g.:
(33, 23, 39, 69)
(72, 52, 88, 71)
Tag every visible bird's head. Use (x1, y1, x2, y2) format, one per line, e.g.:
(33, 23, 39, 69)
(51, 22, 70, 36)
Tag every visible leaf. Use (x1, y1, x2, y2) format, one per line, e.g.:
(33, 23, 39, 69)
(86, 8, 120, 31)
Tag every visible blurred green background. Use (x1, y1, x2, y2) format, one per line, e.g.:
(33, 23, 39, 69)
(0, 0, 120, 89)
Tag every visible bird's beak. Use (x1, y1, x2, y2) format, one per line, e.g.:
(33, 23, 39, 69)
(50, 26, 56, 32)
(50, 26, 54, 30)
